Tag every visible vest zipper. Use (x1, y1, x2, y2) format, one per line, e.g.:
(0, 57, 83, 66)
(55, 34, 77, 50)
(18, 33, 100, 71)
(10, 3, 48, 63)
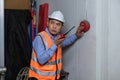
(55, 52, 58, 80)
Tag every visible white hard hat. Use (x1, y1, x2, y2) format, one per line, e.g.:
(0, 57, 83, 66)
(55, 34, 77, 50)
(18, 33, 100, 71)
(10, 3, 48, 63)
(48, 11, 65, 23)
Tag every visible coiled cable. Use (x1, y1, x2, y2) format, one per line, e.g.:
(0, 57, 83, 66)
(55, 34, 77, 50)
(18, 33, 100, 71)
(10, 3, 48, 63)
(16, 67, 30, 80)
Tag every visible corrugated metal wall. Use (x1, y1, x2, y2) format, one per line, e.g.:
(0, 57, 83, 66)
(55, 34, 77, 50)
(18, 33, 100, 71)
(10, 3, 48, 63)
(53, 1, 96, 80)
(96, 0, 120, 80)
(36, 0, 120, 80)
(108, 0, 120, 80)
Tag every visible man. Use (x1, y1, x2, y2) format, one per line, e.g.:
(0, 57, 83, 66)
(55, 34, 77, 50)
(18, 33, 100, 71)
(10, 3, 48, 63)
(28, 10, 84, 80)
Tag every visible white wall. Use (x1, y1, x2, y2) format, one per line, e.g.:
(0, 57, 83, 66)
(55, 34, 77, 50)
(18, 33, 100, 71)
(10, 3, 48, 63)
(108, 0, 120, 80)
(53, 1, 96, 80)
(37, 0, 96, 80)
(96, 0, 120, 80)
(96, 0, 109, 79)
(37, 0, 120, 80)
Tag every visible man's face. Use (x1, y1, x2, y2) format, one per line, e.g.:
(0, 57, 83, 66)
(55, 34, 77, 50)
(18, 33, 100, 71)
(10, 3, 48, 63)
(47, 19, 63, 36)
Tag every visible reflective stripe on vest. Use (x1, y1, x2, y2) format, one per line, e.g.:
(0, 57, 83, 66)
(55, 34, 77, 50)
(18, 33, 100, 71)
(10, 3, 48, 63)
(39, 32, 48, 50)
(32, 55, 62, 65)
(30, 66, 61, 76)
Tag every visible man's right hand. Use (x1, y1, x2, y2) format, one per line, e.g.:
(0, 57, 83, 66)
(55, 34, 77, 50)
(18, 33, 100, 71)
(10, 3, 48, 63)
(54, 37, 65, 45)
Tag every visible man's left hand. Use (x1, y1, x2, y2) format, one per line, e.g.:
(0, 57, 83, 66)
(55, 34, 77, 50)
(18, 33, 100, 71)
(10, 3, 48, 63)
(75, 26, 84, 38)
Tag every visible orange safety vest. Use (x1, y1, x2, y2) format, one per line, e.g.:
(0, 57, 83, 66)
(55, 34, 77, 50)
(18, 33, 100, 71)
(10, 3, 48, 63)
(29, 31, 62, 80)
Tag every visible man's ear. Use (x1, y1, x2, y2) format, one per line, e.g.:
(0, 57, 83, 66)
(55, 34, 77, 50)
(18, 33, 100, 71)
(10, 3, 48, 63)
(60, 25, 64, 31)
(62, 24, 64, 28)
